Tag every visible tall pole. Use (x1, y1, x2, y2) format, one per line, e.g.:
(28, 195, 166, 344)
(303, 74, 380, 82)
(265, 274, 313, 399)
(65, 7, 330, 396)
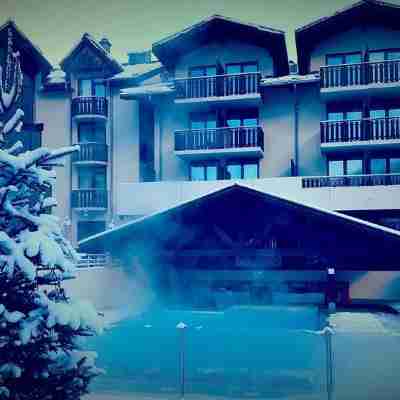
(325, 326, 334, 400)
(177, 322, 187, 400)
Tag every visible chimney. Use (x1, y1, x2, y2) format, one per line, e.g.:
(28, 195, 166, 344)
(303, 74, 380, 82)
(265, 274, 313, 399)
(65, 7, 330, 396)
(99, 37, 112, 53)
(127, 50, 152, 65)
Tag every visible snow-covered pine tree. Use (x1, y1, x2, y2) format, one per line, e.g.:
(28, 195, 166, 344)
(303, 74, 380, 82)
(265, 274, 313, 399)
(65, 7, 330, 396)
(0, 28, 104, 400)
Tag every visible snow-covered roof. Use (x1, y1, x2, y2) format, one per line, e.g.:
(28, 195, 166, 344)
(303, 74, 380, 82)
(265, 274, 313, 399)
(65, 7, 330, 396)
(152, 15, 289, 76)
(45, 68, 66, 84)
(120, 82, 175, 99)
(261, 73, 320, 87)
(60, 33, 123, 74)
(80, 182, 400, 264)
(111, 62, 162, 82)
(296, 0, 400, 74)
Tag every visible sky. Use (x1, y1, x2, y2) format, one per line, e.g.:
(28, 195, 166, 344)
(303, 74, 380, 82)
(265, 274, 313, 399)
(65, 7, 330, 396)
(2, 0, 400, 67)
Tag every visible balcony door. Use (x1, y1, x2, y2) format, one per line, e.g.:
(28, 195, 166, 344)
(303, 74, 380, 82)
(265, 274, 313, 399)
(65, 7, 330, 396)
(225, 62, 258, 95)
(78, 166, 107, 189)
(78, 122, 106, 143)
(189, 112, 217, 149)
(189, 66, 217, 98)
(226, 109, 259, 148)
(78, 79, 106, 97)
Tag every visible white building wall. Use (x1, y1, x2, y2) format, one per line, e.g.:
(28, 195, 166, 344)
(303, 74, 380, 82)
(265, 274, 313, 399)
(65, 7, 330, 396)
(36, 91, 71, 224)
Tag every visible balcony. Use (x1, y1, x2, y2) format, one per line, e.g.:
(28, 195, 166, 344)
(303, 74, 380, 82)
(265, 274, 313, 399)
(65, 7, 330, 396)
(71, 189, 108, 210)
(174, 72, 261, 105)
(320, 117, 400, 152)
(320, 60, 400, 100)
(72, 142, 108, 165)
(71, 96, 108, 121)
(174, 126, 264, 160)
(302, 174, 400, 189)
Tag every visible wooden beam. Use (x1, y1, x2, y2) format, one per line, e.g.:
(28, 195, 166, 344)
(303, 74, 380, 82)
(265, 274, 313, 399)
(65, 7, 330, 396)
(158, 248, 319, 258)
(212, 224, 237, 248)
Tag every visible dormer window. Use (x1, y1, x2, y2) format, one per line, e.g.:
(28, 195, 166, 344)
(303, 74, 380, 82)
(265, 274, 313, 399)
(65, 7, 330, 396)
(78, 79, 106, 97)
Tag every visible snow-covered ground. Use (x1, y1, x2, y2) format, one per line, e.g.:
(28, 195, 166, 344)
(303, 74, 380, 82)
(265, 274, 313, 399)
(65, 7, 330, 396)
(85, 306, 400, 400)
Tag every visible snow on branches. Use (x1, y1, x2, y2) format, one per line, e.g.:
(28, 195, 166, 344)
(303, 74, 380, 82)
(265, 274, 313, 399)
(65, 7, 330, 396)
(0, 28, 103, 400)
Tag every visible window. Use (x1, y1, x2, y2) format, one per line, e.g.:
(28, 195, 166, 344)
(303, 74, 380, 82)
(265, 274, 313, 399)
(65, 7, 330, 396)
(226, 109, 259, 128)
(326, 52, 362, 66)
(190, 66, 217, 77)
(328, 160, 344, 176)
(78, 122, 106, 143)
(78, 166, 107, 189)
(328, 158, 363, 176)
(370, 158, 387, 174)
(226, 161, 259, 180)
(93, 81, 106, 97)
(369, 49, 400, 62)
(370, 107, 400, 118)
(370, 109, 386, 119)
(78, 79, 92, 96)
(327, 110, 362, 121)
(78, 79, 106, 97)
(226, 62, 258, 74)
(190, 164, 217, 181)
(390, 158, 400, 173)
(347, 159, 363, 175)
(190, 113, 217, 130)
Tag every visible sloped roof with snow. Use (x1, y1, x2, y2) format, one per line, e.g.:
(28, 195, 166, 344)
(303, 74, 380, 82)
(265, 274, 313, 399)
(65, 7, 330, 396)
(111, 62, 163, 83)
(80, 182, 400, 270)
(60, 33, 123, 75)
(120, 82, 175, 99)
(296, 0, 400, 74)
(152, 15, 289, 76)
(261, 73, 320, 87)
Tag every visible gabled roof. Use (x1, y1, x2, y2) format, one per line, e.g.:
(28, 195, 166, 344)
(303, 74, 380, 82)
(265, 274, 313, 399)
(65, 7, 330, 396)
(296, 0, 400, 74)
(0, 20, 52, 75)
(60, 33, 123, 75)
(80, 183, 400, 270)
(153, 15, 289, 77)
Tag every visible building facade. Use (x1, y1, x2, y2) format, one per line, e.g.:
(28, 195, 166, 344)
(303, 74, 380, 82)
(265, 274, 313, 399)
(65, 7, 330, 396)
(3, 0, 400, 302)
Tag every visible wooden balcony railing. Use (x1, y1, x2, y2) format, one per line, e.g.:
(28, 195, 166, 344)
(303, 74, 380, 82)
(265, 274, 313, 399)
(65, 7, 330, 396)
(71, 96, 108, 118)
(320, 59, 400, 89)
(321, 117, 400, 144)
(302, 174, 400, 188)
(72, 142, 108, 163)
(71, 189, 108, 209)
(175, 72, 260, 100)
(175, 126, 264, 152)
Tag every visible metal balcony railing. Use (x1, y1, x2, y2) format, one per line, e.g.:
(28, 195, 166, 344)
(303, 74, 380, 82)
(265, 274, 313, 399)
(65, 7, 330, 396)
(320, 117, 400, 144)
(71, 189, 108, 209)
(175, 126, 264, 152)
(320, 59, 400, 89)
(175, 72, 261, 100)
(302, 173, 400, 188)
(76, 253, 109, 268)
(72, 142, 108, 163)
(71, 96, 108, 118)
